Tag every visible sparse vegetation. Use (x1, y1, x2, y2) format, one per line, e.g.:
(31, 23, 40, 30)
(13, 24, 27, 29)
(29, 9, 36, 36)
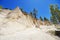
(44, 17, 49, 21)
(40, 16, 43, 21)
(0, 6, 2, 9)
(50, 5, 60, 24)
(32, 8, 38, 19)
(0, 6, 2, 12)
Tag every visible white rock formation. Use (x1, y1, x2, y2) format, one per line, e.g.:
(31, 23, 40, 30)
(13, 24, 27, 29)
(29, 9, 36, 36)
(0, 7, 35, 34)
(0, 7, 57, 40)
(0, 28, 57, 40)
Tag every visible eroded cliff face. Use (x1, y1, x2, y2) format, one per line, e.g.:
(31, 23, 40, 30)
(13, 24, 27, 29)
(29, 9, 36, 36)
(0, 7, 56, 34)
(0, 7, 58, 40)
(0, 7, 36, 34)
(0, 7, 52, 28)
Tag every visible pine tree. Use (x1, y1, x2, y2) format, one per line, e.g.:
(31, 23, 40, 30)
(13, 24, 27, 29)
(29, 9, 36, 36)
(50, 5, 58, 24)
(44, 17, 49, 21)
(40, 16, 43, 21)
(32, 8, 37, 19)
(30, 12, 33, 16)
(50, 16, 57, 24)
(54, 5, 60, 23)
(20, 8, 24, 12)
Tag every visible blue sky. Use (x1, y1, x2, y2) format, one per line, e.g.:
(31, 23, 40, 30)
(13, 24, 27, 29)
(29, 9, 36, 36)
(0, 0, 60, 19)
